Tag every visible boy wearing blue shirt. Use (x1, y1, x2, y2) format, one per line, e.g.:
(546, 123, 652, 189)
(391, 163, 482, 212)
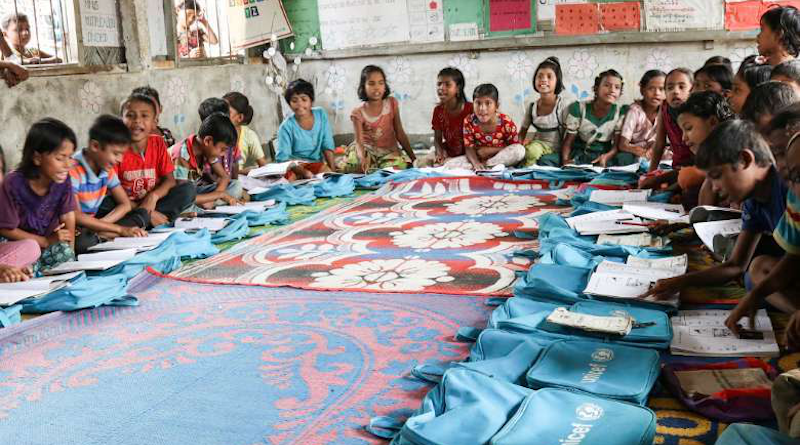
(277, 79, 337, 179)
(644, 120, 788, 309)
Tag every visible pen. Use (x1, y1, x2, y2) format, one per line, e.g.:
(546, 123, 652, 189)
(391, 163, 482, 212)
(614, 221, 653, 227)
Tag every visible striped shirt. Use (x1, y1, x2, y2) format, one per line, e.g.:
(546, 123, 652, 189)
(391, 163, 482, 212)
(69, 150, 120, 215)
(775, 190, 800, 255)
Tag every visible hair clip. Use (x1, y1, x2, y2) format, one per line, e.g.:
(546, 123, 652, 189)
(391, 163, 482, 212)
(755, 55, 769, 65)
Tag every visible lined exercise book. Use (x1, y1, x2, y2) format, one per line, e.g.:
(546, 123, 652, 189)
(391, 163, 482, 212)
(670, 309, 780, 358)
(546, 307, 633, 336)
(589, 189, 651, 206)
(622, 202, 688, 221)
(247, 161, 297, 178)
(0, 271, 83, 306)
(203, 200, 276, 215)
(694, 219, 743, 251)
(174, 218, 229, 232)
(88, 231, 175, 252)
(583, 255, 688, 306)
(42, 249, 139, 275)
(573, 218, 650, 236)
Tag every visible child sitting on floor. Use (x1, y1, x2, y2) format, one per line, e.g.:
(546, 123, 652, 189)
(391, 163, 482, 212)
(675, 91, 735, 208)
(648, 68, 694, 172)
(561, 69, 631, 167)
(71, 115, 148, 254)
(443, 83, 524, 170)
(770, 59, 800, 96)
(197, 96, 243, 197)
(729, 56, 773, 115)
(692, 63, 733, 96)
(519, 57, 568, 167)
(727, 132, 800, 336)
(223, 92, 266, 176)
(132, 86, 176, 147)
(199, 97, 229, 121)
(343, 65, 416, 173)
(758, 5, 800, 67)
(276, 79, 336, 179)
(171, 113, 240, 209)
(120, 93, 196, 227)
(741, 81, 799, 131)
(0, 13, 61, 64)
(643, 120, 788, 310)
(0, 118, 77, 273)
(417, 67, 473, 168)
(618, 69, 665, 162)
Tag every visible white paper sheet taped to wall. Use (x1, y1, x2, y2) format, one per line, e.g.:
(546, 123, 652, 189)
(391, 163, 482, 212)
(643, 0, 725, 32)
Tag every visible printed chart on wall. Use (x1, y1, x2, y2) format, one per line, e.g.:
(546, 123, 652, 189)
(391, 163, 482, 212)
(318, 0, 411, 50)
(227, 0, 292, 49)
(643, 0, 724, 31)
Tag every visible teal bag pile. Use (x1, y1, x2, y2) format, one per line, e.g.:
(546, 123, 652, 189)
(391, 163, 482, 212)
(242, 201, 290, 226)
(250, 183, 316, 205)
(211, 214, 251, 244)
(370, 368, 656, 445)
(0, 304, 22, 327)
(313, 174, 355, 198)
(19, 273, 137, 314)
(513, 263, 592, 304)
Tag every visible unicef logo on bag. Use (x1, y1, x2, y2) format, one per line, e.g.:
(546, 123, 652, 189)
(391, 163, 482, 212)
(591, 348, 614, 362)
(575, 403, 604, 422)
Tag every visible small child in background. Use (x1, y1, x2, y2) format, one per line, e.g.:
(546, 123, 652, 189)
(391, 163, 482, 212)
(276, 79, 336, 179)
(132, 86, 176, 147)
(442, 84, 524, 170)
(758, 6, 800, 66)
(343, 65, 416, 173)
(0, 13, 61, 64)
(618, 69, 665, 161)
(648, 68, 694, 171)
(770, 59, 800, 96)
(692, 63, 733, 96)
(0, 31, 28, 87)
(675, 91, 735, 208)
(729, 56, 774, 115)
(741, 81, 799, 131)
(644, 120, 787, 308)
(71, 115, 148, 254)
(177, 0, 218, 58)
(0, 118, 76, 273)
(727, 134, 800, 334)
(222, 93, 266, 176)
(419, 67, 473, 167)
(171, 113, 240, 209)
(120, 93, 195, 227)
(561, 69, 631, 167)
(703, 56, 733, 72)
(198, 97, 230, 121)
(519, 57, 567, 167)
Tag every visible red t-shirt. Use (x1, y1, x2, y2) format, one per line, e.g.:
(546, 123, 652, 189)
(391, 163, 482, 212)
(432, 101, 474, 157)
(662, 105, 693, 168)
(117, 135, 175, 202)
(463, 112, 520, 149)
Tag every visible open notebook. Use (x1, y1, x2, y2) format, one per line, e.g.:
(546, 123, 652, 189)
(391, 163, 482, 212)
(583, 255, 688, 306)
(694, 219, 743, 251)
(670, 309, 780, 357)
(589, 189, 651, 206)
(88, 231, 175, 252)
(202, 200, 276, 215)
(0, 271, 84, 306)
(622, 202, 688, 222)
(42, 249, 139, 275)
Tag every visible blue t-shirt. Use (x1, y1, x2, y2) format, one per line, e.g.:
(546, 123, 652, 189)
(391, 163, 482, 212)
(276, 107, 335, 163)
(741, 166, 788, 234)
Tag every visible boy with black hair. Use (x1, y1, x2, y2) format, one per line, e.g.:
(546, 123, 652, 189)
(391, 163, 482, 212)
(277, 79, 337, 179)
(643, 119, 788, 308)
(741, 81, 798, 131)
(71, 115, 149, 253)
(730, 132, 800, 338)
(171, 113, 240, 209)
(198, 97, 230, 121)
(132, 85, 176, 147)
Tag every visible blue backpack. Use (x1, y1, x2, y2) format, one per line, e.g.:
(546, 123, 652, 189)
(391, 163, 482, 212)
(513, 263, 592, 305)
(525, 339, 660, 405)
(489, 388, 656, 445)
(250, 183, 316, 205)
(19, 273, 137, 314)
(313, 174, 356, 198)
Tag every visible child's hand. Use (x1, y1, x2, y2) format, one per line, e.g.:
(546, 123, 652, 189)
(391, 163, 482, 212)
(0, 265, 31, 283)
(139, 195, 158, 213)
(640, 276, 683, 301)
(47, 223, 73, 245)
(221, 194, 239, 206)
(150, 210, 169, 227)
(470, 160, 486, 171)
(120, 226, 147, 238)
(725, 294, 760, 337)
(591, 153, 613, 167)
(360, 155, 371, 174)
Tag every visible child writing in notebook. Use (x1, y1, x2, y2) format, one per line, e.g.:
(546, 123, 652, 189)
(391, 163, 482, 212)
(728, 134, 800, 336)
(171, 113, 240, 209)
(441, 84, 525, 170)
(0, 118, 77, 273)
(71, 115, 148, 254)
(120, 93, 196, 227)
(643, 120, 788, 310)
(420, 67, 472, 168)
(618, 70, 666, 161)
(758, 6, 800, 67)
(276, 79, 337, 179)
(518, 57, 567, 167)
(561, 69, 631, 167)
(223, 92, 266, 176)
(343, 65, 416, 173)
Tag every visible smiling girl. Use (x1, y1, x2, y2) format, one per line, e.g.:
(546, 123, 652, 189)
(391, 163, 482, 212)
(561, 69, 630, 167)
(0, 118, 77, 273)
(519, 57, 568, 167)
(618, 69, 666, 161)
(422, 67, 472, 168)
